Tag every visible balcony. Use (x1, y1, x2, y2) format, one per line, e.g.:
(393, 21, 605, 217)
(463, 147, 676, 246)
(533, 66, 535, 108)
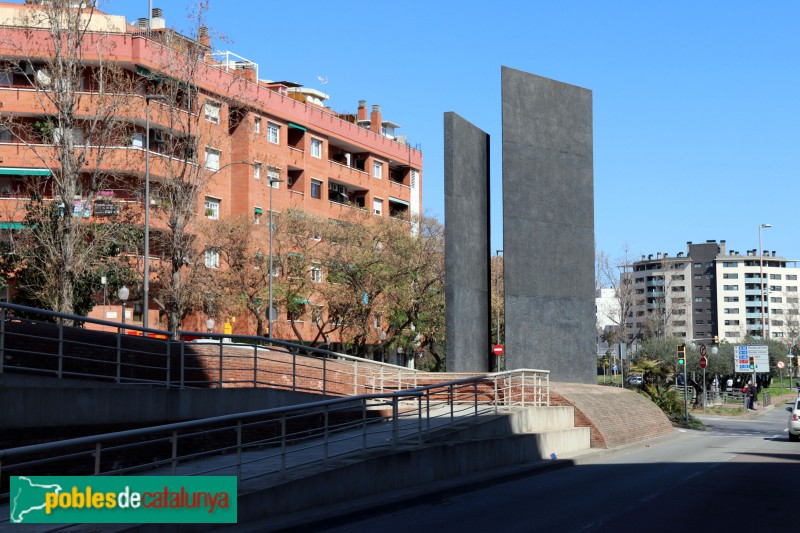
(646, 279, 665, 287)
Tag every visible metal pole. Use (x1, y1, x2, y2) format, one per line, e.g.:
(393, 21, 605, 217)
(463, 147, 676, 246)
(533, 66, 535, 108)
(683, 363, 688, 423)
(702, 365, 706, 413)
(759, 224, 771, 341)
(267, 179, 274, 338)
(143, 100, 151, 331)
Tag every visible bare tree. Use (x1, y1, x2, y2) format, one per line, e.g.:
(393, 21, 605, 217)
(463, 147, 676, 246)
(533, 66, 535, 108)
(0, 2, 140, 318)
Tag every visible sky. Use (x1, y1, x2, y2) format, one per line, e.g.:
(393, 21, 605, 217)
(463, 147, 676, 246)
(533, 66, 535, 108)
(109, 0, 799, 265)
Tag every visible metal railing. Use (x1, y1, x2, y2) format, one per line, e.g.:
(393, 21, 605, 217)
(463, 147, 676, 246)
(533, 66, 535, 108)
(0, 302, 449, 396)
(0, 370, 548, 504)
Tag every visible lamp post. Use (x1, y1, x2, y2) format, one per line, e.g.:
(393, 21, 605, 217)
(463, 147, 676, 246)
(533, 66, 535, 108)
(118, 285, 129, 330)
(267, 175, 283, 338)
(206, 318, 215, 334)
(143, 94, 167, 332)
(758, 223, 771, 341)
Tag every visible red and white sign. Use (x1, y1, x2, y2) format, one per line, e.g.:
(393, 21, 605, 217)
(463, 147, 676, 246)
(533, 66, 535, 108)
(699, 356, 707, 369)
(777, 361, 786, 369)
(492, 344, 504, 356)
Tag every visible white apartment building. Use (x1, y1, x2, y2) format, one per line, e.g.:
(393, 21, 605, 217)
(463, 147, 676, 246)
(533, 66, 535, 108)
(621, 240, 800, 344)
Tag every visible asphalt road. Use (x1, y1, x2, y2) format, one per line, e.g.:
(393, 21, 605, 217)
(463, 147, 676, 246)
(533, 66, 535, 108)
(319, 399, 799, 532)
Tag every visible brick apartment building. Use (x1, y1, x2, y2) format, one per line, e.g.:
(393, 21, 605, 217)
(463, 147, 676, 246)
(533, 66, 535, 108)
(0, 1, 423, 341)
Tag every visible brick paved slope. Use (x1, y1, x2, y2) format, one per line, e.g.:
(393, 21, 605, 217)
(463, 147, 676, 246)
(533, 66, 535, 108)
(550, 383, 674, 448)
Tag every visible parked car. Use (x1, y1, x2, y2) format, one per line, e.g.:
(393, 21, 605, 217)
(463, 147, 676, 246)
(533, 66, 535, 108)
(787, 397, 800, 442)
(627, 375, 643, 386)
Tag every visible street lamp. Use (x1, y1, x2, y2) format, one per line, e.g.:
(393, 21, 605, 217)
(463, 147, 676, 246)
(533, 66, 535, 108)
(143, 94, 167, 332)
(267, 175, 283, 338)
(206, 317, 215, 334)
(118, 285, 129, 328)
(758, 223, 771, 341)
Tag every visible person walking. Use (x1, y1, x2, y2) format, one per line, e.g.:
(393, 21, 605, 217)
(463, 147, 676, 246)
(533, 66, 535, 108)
(746, 383, 757, 410)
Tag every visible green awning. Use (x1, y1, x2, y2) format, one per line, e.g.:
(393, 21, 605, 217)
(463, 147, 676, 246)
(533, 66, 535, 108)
(388, 196, 409, 207)
(254, 207, 263, 214)
(0, 167, 50, 176)
(288, 122, 307, 131)
(293, 297, 310, 305)
(0, 222, 25, 229)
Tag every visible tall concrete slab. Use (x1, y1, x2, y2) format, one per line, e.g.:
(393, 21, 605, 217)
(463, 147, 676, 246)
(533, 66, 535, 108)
(502, 67, 595, 383)
(444, 112, 491, 372)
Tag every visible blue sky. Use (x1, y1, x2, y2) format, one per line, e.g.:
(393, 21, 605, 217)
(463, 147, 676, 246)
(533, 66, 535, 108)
(110, 0, 799, 264)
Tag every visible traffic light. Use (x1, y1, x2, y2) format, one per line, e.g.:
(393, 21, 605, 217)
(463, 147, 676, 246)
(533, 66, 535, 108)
(677, 343, 686, 365)
(713, 335, 719, 345)
(749, 356, 755, 370)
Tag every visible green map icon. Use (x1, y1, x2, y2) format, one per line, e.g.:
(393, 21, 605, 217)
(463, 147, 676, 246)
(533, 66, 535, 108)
(10, 476, 63, 523)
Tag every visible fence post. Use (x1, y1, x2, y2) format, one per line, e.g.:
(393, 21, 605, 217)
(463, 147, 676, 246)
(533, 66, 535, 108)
(324, 404, 330, 465)
(417, 395, 423, 444)
(474, 380, 478, 417)
(57, 319, 64, 379)
(449, 384, 454, 422)
(218, 337, 223, 388)
(380, 366, 384, 393)
(253, 343, 258, 387)
(322, 354, 328, 397)
(354, 360, 358, 396)
(171, 431, 178, 476)
(115, 326, 121, 384)
(180, 338, 185, 388)
(94, 443, 102, 475)
(236, 420, 242, 483)
(494, 376, 498, 414)
(280, 414, 286, 478)
(426, 390, 431, 430)
(165, 338, 171, 389)
(292, 347, 297, 391)
(362, 400, 368, 454)
(0, 308, 5, 374)
(392, 396, 399, 447)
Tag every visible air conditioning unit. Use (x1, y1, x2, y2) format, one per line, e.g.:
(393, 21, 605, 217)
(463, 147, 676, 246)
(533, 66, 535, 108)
(338, 185, 346, 194)
(328, 182, 338, 191)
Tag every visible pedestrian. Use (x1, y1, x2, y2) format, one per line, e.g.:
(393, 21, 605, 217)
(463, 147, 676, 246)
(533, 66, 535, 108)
(746, 384, 756, 410)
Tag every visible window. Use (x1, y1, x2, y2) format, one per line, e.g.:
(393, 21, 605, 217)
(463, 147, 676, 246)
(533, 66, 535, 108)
(770, 273, 782, 280)
(788, 286, 798, 292)
(693, 263, 702, 268)
(724, 308, 739, 314)
(373, 161, 383, 179)
(724, 296, 739, 302)
(311, 138, 322, 158)
(254, 116, 261, 134)
(771, 296, 783, 303)
(411, 169, 418, 188)
(725, 320, 740, 326)
(788, 275, 798, 281)
(672, 275, 684, 281)
(204, 249, 219, 269)
(722, 261, 738, 267)
(373, 197, 383, 215)
(694, 285, 703, 291)
(694, 297, 703, 302)
(373, 314, 382, 328)
(310, 263, 322, 283)
(254, 207, 262, 225)
(772, 309, 783, 315)
(770, 285, 781, 292)
(0, 126, 13, 142)
(673, 320, 686, 327)
(204, 147, 220, 171)
(773, 331, 784, 338)
(672, 286, 686, 292)
(253, 162, 261, 180)
(694, 274, 702, 280)
(723, 273, 738, 279)
(723, 285, 738, 290)
(311, 179, 322, 199)
(204, 197, 220, 220)
(311, 306, 322, 324)
(204, 101, 221, 123)
(267, 122, 280, 144)
(706, 262, 714, 267)
(268, 167, 280, 188)
(725, 331, 738, 338)
(0, 71, 11, 86)
(695, 320, 704, 325)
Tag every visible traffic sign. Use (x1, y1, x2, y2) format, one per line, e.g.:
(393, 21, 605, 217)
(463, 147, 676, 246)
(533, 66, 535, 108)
(700, 344, 707, 356)
(492, 344, 504, 356)
(777, 361, 786, 369)
(699, 356, 707, 369)
(734, 344, 769, 373)
(612, 364, 618, 372)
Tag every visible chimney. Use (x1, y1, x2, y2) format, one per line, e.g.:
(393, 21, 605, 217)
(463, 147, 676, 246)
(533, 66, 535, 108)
(137, 18, 148, 30)
(150, 7, 165, 30)
(357, 100, 367, 122)
(720, 240, 726, 255)
(370, 104, 382, 134)
(198, 26, 210, 48)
